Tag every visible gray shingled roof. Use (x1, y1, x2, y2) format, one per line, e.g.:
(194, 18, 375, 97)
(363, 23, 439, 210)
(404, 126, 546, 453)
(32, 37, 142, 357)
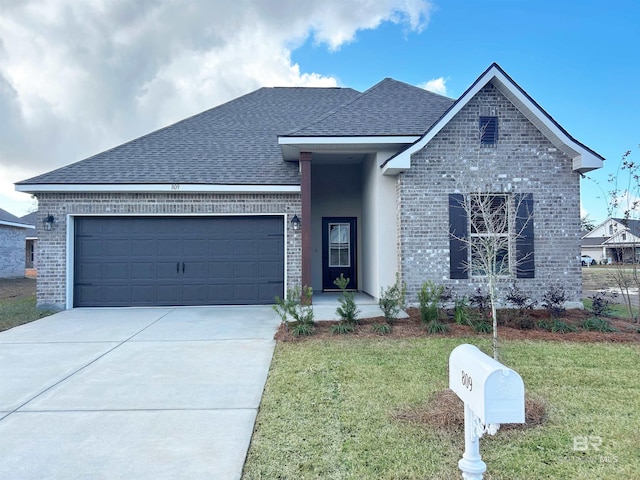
(285, 78, 455, 137)
(20, 211, 37, 226)
(18, 79, 456, 187)
(582, 236, 608, 246)
(18, 87, 360, 186)
(0, 207, 32, 228)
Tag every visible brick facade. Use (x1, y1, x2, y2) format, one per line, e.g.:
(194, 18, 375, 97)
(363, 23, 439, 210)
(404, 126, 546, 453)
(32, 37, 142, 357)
(35, 192, 301, 309)
(399, 83, 582, 305)
(0, 225, 27, 278)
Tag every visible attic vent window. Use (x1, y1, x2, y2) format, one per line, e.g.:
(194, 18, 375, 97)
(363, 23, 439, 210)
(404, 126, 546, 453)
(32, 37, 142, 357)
(479, 116, 498, 145)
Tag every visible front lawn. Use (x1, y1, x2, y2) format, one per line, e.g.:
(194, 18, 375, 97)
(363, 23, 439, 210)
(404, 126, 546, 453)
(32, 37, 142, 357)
(0, 294, 56, 332)
(243, 338, 639, 479)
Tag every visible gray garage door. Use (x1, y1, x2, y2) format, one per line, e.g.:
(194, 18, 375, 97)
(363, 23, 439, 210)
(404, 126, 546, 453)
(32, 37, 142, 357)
(74, 216, 284, 307)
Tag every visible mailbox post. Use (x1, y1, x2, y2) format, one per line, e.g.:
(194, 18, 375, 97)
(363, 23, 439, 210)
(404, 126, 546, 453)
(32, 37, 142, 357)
(449, 344, 525, 480)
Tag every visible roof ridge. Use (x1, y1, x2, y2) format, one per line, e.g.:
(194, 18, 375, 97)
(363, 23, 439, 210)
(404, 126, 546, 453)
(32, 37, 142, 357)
(282, 80, 399, 135)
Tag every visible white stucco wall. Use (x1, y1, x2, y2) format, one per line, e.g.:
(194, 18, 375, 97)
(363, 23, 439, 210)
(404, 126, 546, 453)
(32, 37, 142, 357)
(361, 151, 398, 298)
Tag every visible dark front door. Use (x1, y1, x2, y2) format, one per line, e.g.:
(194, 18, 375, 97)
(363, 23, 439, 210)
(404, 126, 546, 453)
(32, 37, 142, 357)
(322, 217, 357, 290)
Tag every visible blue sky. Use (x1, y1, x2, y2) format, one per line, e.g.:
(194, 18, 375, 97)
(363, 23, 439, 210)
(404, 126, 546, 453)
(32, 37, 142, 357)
(291, 0, 639, 224)
(1, 0, 638, 223)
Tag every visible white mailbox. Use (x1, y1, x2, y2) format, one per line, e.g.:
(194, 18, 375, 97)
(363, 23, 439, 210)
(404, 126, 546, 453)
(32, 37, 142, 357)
(449, 344, 526, 479)
(449, 344, 525, 424)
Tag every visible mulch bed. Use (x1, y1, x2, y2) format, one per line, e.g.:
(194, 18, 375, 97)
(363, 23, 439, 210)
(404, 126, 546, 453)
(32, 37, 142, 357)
(275, 307, 640, 343)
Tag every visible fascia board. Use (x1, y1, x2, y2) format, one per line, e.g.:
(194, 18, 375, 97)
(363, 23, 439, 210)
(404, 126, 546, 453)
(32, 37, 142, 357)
(278, 135, 419, 145)
(15, 184, 301, 194)
(0, 220, 35, 229)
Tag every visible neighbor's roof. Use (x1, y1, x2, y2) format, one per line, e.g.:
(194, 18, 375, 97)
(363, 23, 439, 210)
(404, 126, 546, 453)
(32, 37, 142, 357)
(284, 78, 454, 137)
(17, 86, 360, 187)
(0, 208, 34, 229)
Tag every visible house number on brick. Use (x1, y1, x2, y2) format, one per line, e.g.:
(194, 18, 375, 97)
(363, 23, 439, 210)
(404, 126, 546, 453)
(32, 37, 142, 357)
(461, 370, 473, 391)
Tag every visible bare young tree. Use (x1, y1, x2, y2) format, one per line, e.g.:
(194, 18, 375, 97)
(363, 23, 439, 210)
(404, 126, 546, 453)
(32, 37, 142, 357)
(451, 189, 534, 360)
(607, 145, 640, 323)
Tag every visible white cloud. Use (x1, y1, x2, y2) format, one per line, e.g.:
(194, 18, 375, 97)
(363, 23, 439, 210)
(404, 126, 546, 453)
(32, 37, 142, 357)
(419, 77, 447, 95)
(0, 0, 433, 212)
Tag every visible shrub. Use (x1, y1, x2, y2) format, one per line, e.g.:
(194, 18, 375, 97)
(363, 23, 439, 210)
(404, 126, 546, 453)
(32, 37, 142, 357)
(290, 321, 315, 337)
(505, 281, 537, 313)
(551, 319, 577, 333)
(334, 274, 360, 324)
(587, 292, 615, 318)
(469, 288, 491, 314)
(273, 285, 314, 337)
(518, 316, 536, 330)
(473, 320, 492, 334)
(541, 284, 566, 318)
(453, 297, 471, 325)
(425, 319, 450, 334)
(331, 322, 355, 335)
(371, 322, 392, 335)
(582, 317, 617, 332)
(379, 273, 406, 323)
(418, 281, 444, 323)
(536, 319, 551, 331)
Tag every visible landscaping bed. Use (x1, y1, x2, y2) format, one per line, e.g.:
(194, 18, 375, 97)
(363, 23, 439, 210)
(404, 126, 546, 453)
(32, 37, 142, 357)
(275, 307, 640, 343)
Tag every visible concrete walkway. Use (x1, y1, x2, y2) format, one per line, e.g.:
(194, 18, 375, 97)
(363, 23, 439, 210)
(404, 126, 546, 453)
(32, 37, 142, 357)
(0, 306, 281, 480)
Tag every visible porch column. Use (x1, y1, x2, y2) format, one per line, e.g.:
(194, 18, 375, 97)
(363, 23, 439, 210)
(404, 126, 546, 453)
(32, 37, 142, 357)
(300, 151, 312, 303)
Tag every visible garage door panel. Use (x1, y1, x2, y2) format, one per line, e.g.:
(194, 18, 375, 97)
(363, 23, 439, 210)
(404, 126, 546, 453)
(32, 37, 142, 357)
(76, 238, 105, 257)
(74, 216, 284, 307)
(131, 239, 156, 256)
(157, 239, 181, 256)
(77, 262, 103, 281)
(131, 262, 155, 279)
(157, 261, 180, 279)
(104, 263, 129, 280)
(234, 261, 258, 279)
(208, 262, 233, 279)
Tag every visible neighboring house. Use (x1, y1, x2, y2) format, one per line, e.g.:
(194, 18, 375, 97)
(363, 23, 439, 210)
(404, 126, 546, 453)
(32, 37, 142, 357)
(20, 211, 38, 277)
(0, 208, 35, 278)
(581, 218, 640, 264)
(16, 63, 603, 310)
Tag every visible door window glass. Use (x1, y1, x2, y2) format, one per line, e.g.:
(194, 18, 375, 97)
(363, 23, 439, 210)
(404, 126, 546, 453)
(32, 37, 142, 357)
(329, 223, 350, 267)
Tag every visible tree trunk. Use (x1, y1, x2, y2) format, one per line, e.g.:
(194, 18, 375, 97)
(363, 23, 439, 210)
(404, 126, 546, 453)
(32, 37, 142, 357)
(490, 276, 499, 361)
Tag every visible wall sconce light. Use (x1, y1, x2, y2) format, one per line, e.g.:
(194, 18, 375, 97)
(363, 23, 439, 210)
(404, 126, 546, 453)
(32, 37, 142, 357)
(43, 214, 55, 231)
(291, 214, 301, 231)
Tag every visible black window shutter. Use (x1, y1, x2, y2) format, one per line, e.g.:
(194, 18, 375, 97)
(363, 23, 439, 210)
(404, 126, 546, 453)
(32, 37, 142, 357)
(449, 194, 468, 279)
(515, 193, 535, 278)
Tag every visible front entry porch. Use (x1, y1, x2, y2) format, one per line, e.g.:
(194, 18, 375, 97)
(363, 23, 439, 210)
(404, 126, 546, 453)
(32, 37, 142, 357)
(312, 291, 409, 321)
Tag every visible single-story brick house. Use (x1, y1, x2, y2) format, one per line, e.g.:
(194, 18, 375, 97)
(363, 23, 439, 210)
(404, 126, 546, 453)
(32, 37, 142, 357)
(582, 218, 640, 264)
(16, 63, 603, 310)
(0, 208, 35, 278)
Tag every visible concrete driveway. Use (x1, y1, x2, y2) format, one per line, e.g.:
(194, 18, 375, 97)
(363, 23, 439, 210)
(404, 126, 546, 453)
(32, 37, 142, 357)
(0, 306, 281, 480)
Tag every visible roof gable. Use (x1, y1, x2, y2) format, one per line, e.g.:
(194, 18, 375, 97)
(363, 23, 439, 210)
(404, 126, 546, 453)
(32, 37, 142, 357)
(382, 63, 605, 175)
(283, 78, 455, 137)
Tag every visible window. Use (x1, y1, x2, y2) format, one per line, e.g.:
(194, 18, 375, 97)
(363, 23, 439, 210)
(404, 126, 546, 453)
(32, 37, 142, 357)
(479, 116, 498, 145)
(469, 194, 510, 276)
(449, 193, 534, 280)
(328, 223, 350, 267)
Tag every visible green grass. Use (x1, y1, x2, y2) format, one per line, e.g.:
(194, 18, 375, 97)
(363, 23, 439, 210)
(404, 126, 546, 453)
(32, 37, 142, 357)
(582, 298, 639, 319)
(243, 338, 640, 479)
(0, 295, 55, 332)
